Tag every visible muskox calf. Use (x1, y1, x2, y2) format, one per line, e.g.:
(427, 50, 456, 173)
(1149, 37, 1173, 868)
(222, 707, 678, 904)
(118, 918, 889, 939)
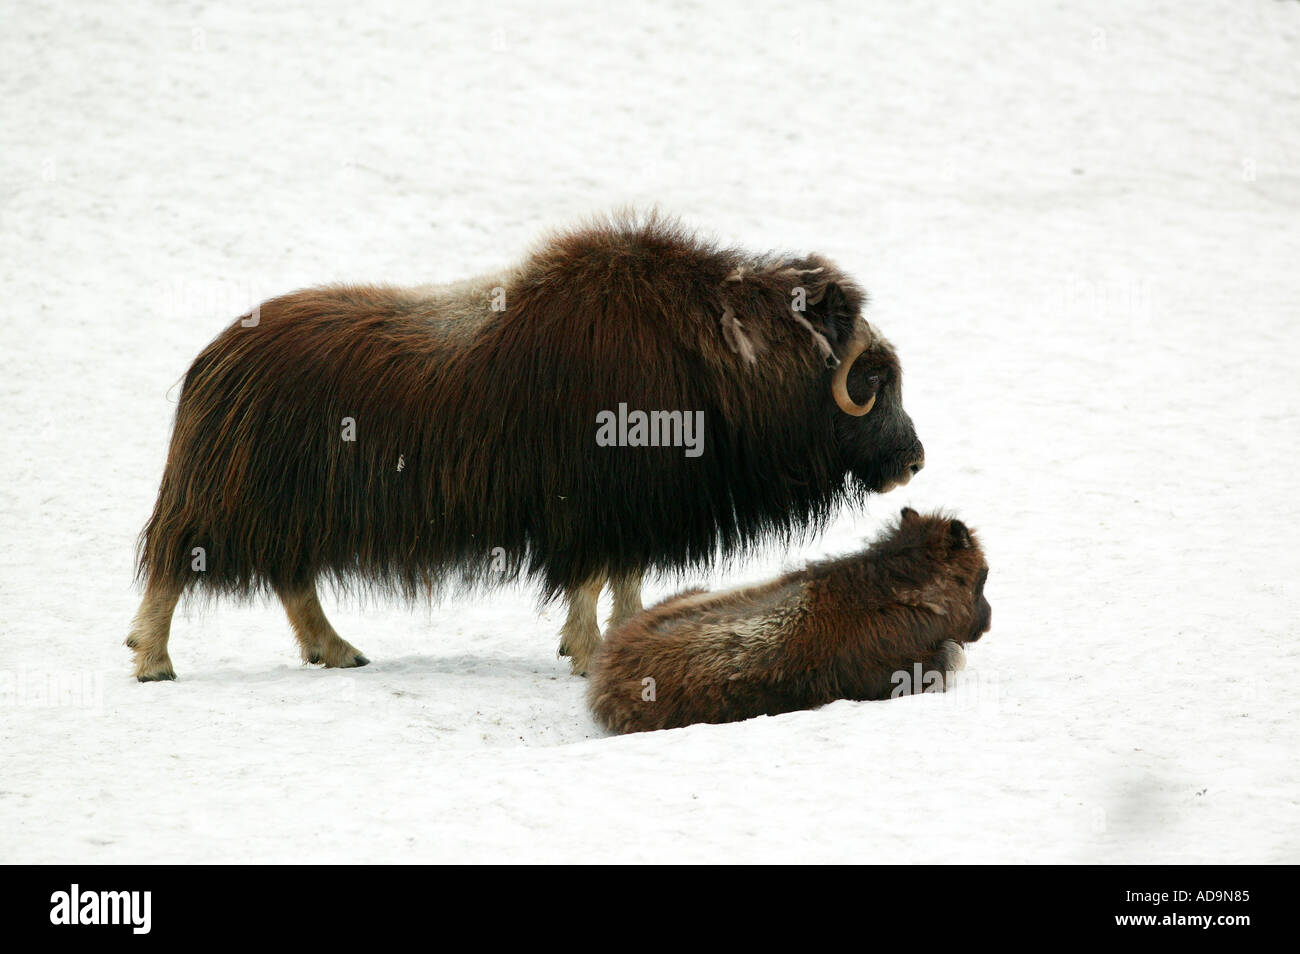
(587, 508, 991, 733)
(128, 214, 926, 681)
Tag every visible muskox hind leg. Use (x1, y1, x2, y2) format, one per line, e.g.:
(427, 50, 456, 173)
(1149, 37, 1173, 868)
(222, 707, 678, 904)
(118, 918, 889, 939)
(278, 583, 369, 669)
(557, 576, 603, 676)
(609, 570, 644, 628)
(125, 579, 183, 682)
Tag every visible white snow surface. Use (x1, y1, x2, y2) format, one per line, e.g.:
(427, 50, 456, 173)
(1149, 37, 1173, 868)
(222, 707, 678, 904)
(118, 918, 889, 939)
(2, 0, 1298, 864)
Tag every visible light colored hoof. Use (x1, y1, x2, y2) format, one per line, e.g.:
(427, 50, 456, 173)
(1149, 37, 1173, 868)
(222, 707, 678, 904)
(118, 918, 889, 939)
(312, 638, 369, 669)
(558, 629, 601, 677)
(135, 657, 177, 682)
(934, 639, 966, 690)
(937, 639, 967, 673)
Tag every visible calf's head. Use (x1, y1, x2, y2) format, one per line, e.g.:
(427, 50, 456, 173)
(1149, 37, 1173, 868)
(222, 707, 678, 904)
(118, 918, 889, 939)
(899, 507, 992, 644)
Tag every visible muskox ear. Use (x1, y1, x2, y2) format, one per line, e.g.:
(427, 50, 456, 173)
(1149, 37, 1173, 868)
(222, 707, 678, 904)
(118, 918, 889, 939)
(900, 506, 920, 522)
(814, 281, 861, 352)
(949, 520, 973, 550)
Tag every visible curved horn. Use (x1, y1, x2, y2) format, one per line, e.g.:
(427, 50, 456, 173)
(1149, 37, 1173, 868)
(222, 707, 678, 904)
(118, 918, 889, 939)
(831, 331, 876, 416)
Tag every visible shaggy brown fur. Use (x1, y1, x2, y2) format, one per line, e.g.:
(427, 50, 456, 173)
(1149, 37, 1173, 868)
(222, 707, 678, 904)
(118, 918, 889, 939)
(128, 212, 925, 680)
(587, 508, 991, 733)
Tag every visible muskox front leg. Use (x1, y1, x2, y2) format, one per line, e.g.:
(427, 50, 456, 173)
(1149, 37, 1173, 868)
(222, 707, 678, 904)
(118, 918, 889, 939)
(925, 639, 967, 691)
(279, 583, 369, 669)
(609, 570, 644, 628)
(125, 579, 182, 682)
(557, 577, 603, 676)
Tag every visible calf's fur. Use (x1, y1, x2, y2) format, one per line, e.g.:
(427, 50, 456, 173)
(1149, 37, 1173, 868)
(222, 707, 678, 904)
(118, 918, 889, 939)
(588, 508, 991, 733)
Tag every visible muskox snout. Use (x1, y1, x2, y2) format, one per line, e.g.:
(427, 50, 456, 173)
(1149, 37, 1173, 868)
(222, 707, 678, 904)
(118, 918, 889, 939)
(894, 444, 925, 488)
(968, 597, 991, 643)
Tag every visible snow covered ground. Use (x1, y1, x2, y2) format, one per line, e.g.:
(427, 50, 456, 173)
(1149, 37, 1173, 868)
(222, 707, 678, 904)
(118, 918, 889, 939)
(2, 0, 1297, 863)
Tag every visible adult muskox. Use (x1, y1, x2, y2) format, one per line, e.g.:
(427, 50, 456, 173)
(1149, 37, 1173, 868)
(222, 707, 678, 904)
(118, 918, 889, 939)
(128, 214, 925, 681)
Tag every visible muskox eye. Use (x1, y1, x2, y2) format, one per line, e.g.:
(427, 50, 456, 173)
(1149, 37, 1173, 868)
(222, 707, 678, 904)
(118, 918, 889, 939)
(853, 374, 881, 406)
(831, 344, 880, 416)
